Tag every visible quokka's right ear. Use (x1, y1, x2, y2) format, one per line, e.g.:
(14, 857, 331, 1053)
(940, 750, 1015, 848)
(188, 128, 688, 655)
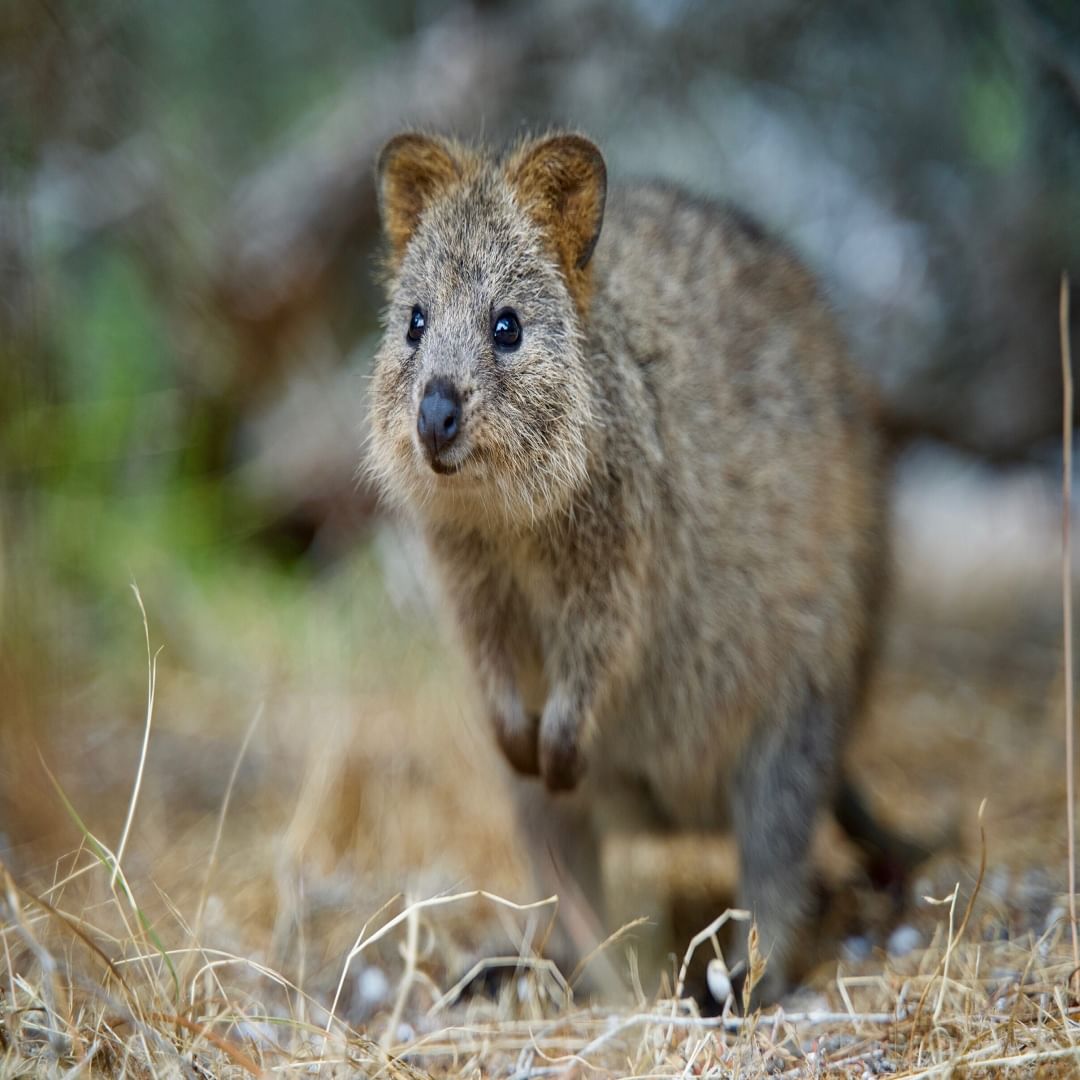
(376, 133, 465, 265)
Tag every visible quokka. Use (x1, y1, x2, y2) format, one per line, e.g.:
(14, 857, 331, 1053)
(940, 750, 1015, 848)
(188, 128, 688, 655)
(368, 130, 919, 1002)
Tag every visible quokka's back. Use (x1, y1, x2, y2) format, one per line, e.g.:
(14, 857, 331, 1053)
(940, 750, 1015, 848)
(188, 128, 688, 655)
(368, 132, 887, 1002)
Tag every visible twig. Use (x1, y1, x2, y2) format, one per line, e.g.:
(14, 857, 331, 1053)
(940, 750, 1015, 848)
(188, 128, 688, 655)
(1062, 271, 1079, 994)
(899, 1042, 1080, 1080)
(930, 885, 958, 1022)
(627, 1008, 899, 1032)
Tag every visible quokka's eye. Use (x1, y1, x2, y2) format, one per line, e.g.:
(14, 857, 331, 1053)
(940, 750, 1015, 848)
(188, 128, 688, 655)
(492, 308, 522, 351)
(406, 305, 426, 345)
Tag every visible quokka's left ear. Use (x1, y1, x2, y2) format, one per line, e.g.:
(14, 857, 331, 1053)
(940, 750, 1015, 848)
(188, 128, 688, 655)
(505, 134, 607, 303)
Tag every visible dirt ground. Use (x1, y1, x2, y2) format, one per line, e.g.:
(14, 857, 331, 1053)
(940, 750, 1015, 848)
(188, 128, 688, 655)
(1, 442, 1078, 1075)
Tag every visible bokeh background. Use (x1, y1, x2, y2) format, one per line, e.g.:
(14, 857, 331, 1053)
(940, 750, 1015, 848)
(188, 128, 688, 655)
(3, 0, 1080, 1021)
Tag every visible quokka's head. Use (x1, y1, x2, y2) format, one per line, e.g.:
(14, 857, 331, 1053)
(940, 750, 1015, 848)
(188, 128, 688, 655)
(367, 132, 607, 529)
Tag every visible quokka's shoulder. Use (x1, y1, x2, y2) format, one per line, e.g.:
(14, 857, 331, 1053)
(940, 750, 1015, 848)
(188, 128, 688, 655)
(596, 180, 823, 304)
(600, 181, 787, 255)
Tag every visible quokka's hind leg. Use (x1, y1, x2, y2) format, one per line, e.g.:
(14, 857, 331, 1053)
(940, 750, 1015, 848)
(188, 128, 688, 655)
(511, 780, 616, 994)
(834, 774, 941, 891)
(729, 692, 839, 1007)
(513, 777, 673, 997)
(591, 780, 680, 995)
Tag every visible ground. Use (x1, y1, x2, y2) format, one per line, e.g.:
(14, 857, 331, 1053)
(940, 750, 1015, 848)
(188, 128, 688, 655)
(1, 444, 1078, 1076)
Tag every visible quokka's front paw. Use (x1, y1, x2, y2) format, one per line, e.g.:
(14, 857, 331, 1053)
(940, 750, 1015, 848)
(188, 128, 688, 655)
(493, 708, 540, 777)
(539, 700, 585, 792)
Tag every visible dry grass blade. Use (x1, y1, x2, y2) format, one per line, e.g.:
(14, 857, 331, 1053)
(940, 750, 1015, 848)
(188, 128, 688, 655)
(188, 704, 262, 979)
(568, 915, 650, 990)
(36, 752, 180, 1002)
(910, 798, 987, 1026)
(324, 890, 559, 1040)
(381, 892, 420, 1051)
(147, 1012, 264, 1075)
(1062, 271, 1079, 994)
(428, 956, 570, 1016)
(112, 582, 161, 892)
(2, 868, 133, 1002)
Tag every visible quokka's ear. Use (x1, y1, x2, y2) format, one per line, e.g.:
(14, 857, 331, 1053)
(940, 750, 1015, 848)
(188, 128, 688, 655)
(506, 134, 607, 302)
(376, 133, 464, 265)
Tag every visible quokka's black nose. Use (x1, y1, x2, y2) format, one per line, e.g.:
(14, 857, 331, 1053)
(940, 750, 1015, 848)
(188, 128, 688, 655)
(417, 378, 462, 458)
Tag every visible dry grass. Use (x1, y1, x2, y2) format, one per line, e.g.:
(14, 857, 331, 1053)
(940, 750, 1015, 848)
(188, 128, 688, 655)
(3, 417, 1080, 1076)
(3, 837, 1080, 1078)
(3, 570, 1080, 1078)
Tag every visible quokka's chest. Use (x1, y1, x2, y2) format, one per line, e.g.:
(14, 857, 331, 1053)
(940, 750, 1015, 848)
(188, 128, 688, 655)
(504, 543, 566, 630)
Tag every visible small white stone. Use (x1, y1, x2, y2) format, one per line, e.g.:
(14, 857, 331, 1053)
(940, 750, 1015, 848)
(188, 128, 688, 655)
(985, 868, 1009, 901)
(232, 1020, 276, 1049)
(841, 935, 872, 963)
(706, 958, 733, 1004)
(204, 894, 224, 925)
(911, 876, 933, 904)
(1044, 905, 1066, 935)
(358, 965, 390, 1006)
(887, 924, 922, 957)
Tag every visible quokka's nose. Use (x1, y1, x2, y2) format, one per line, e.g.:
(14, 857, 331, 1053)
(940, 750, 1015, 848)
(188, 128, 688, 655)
(417, 378, 462, 458)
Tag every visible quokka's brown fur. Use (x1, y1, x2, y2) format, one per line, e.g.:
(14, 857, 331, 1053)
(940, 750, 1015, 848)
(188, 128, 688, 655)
(368, 131, 888, 1002)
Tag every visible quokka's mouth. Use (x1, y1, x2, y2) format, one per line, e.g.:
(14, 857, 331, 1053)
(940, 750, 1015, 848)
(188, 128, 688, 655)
(413, 431, 477, 479)
(416, 441, 470, 477)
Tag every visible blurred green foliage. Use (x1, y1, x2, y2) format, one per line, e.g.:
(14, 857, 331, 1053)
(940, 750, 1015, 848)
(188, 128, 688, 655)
(1, 0, 1078, 687)
(965, 55, 1026, 171)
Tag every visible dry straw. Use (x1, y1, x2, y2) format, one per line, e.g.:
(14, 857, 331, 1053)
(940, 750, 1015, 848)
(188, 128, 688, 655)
(4, 295, 1080, 1075)
(1062, 272, 1079, 995)
(4, 615, 1080, 1077)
